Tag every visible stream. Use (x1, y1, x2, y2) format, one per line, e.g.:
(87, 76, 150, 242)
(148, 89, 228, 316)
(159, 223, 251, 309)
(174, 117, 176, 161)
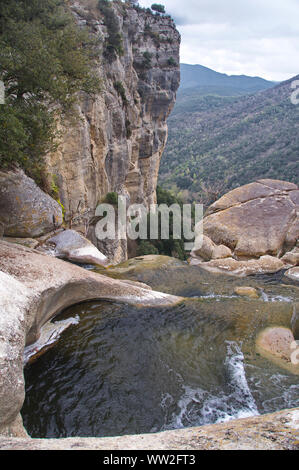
(22, 257, 299, 438)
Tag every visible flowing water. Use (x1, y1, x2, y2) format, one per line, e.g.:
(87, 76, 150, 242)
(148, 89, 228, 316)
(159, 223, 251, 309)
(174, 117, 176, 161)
(22, 257, 299, 438)
(22, 287, 299, 438)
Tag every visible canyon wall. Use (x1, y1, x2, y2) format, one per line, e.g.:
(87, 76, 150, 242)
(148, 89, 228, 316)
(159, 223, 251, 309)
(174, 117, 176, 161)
(45, 1, 180, 262)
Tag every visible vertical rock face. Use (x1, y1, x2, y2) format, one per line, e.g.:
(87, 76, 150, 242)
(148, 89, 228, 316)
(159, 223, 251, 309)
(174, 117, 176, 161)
(46, 2, 180, 262)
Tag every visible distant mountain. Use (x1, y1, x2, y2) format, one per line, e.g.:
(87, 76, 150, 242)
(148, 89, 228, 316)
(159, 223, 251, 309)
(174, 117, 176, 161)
(160, 75, 299, 202)
(180, 63, 275, 94)
(172, 64, 276, 117)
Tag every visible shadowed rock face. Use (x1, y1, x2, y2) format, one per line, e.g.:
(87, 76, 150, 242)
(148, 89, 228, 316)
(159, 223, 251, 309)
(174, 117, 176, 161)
(45, 2, 180, 263)
(0, 170, 63, 238)
(191, 179, 299, 276)
(0, 241, 180, 437)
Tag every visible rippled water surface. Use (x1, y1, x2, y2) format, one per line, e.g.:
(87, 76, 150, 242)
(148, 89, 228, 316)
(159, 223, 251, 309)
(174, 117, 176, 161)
(22, 295, 299, 438)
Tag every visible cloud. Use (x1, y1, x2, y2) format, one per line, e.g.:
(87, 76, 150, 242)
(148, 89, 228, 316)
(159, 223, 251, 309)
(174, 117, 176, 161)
(139, 0, 299, 81)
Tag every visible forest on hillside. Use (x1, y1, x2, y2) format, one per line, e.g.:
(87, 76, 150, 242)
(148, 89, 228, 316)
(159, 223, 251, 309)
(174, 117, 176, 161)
(160, 76, 299, 204)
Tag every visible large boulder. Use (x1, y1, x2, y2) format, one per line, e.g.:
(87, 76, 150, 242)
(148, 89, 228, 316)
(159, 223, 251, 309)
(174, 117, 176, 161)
(47, 229, 109, 266)
(190, 255, 285, 277)
(0, 170, 63, 238)
(256, 327, 299, 374)
(191, 179, 299, 276)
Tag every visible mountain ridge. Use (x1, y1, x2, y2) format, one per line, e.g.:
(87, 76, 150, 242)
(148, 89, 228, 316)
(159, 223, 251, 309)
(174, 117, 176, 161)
(160, 74, 299, 202)
(179, 63, 276, 93)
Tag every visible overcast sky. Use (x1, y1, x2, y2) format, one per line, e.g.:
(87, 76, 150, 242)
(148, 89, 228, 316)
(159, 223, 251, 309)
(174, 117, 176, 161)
(139, 0, 299, 81)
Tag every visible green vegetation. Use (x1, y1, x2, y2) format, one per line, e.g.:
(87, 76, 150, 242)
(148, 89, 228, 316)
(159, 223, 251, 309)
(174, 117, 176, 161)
(160, 76, 299, 202)
(142, 51, 153, 69)
(114, 81, 128, 106)
(104, 192, 119, 205)
(151, 4, 166, 14)
(136, 241, 159, 256)
(98, 0, 124, 59)
(50, 174, 65, 219)
(0, 0, 100, 185)
(167, 57, 177, 67)
(179, 63, 274, 94)
(136, 186, 194, 260)
(125, 119, 132, 139)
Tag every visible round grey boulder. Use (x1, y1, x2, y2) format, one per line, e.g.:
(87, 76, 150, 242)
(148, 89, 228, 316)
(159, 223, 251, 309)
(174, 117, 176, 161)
(0, 170, 63, 237)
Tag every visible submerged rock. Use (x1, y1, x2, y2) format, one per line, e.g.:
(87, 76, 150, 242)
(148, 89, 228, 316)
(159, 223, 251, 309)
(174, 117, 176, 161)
(285, 267, 299, 282)
(234, 287, 260, 299)
(256, 327, 299, 374)
(281, 247, 299, 266)
(2, 237, 39, 250)
(47, 229, 109, 266)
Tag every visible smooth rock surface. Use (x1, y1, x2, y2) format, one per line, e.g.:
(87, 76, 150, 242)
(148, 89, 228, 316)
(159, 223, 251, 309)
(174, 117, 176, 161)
(47, 229, 109, 266)
(0, 241, 180, 436)
(234, 286, 260, 299)
(257, 327, 295, 361)
(0, 170, 63, 238)
(191, 179, 298, 276)
(285, 267, 299, 282)
(0, 408, 298, 450)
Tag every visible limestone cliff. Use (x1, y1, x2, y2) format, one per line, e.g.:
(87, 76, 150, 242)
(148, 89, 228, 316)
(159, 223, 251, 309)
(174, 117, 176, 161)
(46, 1, 180, 262)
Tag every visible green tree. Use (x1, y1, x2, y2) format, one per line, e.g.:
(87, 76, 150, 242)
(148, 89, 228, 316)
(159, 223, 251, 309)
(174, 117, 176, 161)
(98, 0, 124, 59)
(0, 0, 100, 185)
(151, 4, 166, 14)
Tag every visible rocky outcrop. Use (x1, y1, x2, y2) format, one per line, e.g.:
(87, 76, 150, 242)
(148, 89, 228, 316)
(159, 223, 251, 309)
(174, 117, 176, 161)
(0, 241, 180, 437)
(0, 408, 298, 450)
(0, 3, 180, 264)
(44, 1, 180, 263)
(191, 179, 299, 276)
(256, 327, 299, 374)
(0, 170, 63, 237)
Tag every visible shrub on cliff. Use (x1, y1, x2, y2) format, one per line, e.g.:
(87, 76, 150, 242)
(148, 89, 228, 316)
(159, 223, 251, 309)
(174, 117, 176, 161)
(151, 4, 166, 14)
(0, 0, 100, 185)
(104, 192, 119, 205)
(98, 0, 124, 59)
